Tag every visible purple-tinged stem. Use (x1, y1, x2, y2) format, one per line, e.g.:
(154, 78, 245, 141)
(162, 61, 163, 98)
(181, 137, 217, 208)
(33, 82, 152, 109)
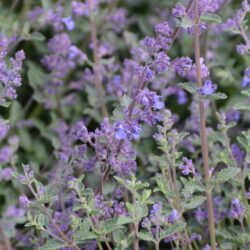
(0, 226, 12, 250)
(194, 0, 216, 249)
(88, 0, 109, 118)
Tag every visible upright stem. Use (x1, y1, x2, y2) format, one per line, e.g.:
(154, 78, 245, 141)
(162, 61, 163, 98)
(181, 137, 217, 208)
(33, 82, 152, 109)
(88, 0, 109, 117)
(194, 0, 216, 249)
(132, 191, 139, 250)
(0, 225, 12, 250)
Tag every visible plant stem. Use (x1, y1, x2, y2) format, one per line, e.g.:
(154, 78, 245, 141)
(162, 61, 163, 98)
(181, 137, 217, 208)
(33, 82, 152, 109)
(133, 222, 139, 250)
(97, 240, 104, 250)
(104, 238, 112, 250)
(88, 0, 109, 118)
(0, 225, 12, 250)
(132, 191, 139, 250)
(194, 0, 216, 249)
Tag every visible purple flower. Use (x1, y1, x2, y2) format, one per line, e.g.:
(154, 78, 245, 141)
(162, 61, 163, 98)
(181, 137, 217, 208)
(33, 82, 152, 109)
(150, 202, 162, 215)
(172, 3, 186, 18)
(74, 121, 89, 142)
(142, 36, 156, 52)
(0, 119, 9, 141)
(115, 123, 127, 140)
(0, 167, 13, 181)
(197, 80, 217, 96)
(71, 1, 88, 17)
(169, 209, 179, 224)
(141, 217, 151, 228)
(144, 67, 155, 82)
(153, 52, 170, 73)
(19, 195, 30, 208)
(230, 198, 244, 219)
(242, 67, 250, 88)
(172, 57, 193, 77)
(237, 44, 249, 55)
(154, 21, 173, 37)
(179, 157, 195, 175)
(62, 16, 75, 31)
(231, 144, 245, 166)
(189, 233, 202, 242)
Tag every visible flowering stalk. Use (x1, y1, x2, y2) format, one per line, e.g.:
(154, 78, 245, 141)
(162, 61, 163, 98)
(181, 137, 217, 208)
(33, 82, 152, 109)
(99, 0, 194, 191)
(194, 0, 216, 249)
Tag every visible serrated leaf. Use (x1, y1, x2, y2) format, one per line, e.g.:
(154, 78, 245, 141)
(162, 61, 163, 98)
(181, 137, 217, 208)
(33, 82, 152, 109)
(159, 222, 186, 240)
(120, 95, 133, 108)
(234, 103, 250, 111)
(180, 16, 193, 28)
(73, 231, 97, 244)
(208, 92, 227, 100)
(134, 203, 148, 221)
(22, 32, 45, 42)
(39, 239, 65, 250)
(117, 216, 134, 225)
(212, 167, 240, 184)
(200, 13, 222, 23)
(102, 218, 122, 234)
(178, 82, 197, 94)
(137, 230, 155, 242)
(181, 177, 204, 197)
(184, 195, 206, 210)
(241, 89, 250, 97)
(0, 99, 11, 108)
(237, 136, 248, 150)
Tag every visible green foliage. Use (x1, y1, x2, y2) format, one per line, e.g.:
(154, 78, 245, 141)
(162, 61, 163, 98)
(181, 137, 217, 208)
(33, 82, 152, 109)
(184, 195, 206, 210)
(212, 167, 240, 184)
(38, 239, 65, 250)
(200, 13, 222, 23)
(178, 82, 198, 94)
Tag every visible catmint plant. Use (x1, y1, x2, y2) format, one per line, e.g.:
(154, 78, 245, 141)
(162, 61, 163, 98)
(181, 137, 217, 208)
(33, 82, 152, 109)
(0, 0, 250, 249)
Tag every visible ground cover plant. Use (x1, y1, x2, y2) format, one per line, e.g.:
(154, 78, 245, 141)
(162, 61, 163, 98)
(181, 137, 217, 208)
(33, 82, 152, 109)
(0, 0, 249, 249)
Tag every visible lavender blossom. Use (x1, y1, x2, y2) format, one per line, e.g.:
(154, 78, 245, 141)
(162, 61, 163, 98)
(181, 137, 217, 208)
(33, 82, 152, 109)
(230, 198, 244, 219)
(179, 157, 195, 175)
(197, 80, 217, 96)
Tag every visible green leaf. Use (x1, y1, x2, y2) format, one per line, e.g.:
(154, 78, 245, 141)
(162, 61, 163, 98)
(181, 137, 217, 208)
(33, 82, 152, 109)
(200, 13, 222, 23)
(112, 106, 124, 121)
(0, 99, 11, 108)
(134, 203, 148, 221)
(117, 216, 134, 225)
(39, 239, 65, 250)
(73, 231, 97, 244)
(184, 195, 206, 210)
(234, 103, 250, 111)
(9, 101, 22, 125)
(241, 89, 250, 97)
(102, 218, 123, 234)
(237, 136, 248, 150)
(212, 167, 240, 184)
(121, 95, 133, 108)
(27, 62, 48, 89)
(137, 230, 155, 242)
(22, 32, 45, 42)
(159, 222, 186, 240)
(178, 82, 197, 94)
(180, 16, 193, 28)
(41, 0, 53, 11)
(208, 92, 227, 100)
(181, 177, 204, 197)
(141, 189, 152, 202)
